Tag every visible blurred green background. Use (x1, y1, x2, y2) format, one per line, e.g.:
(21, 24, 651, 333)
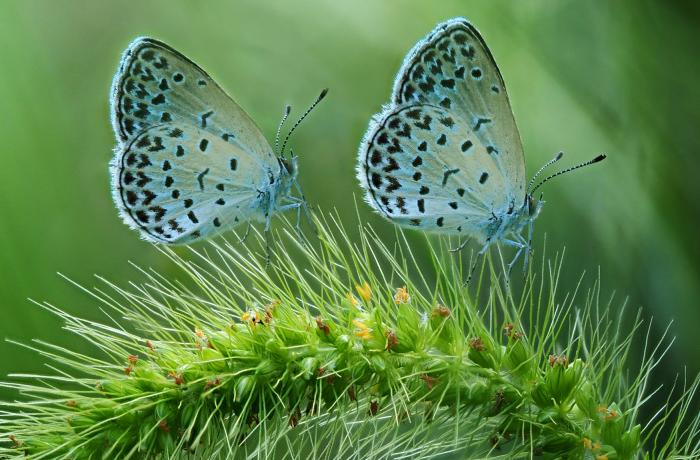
(1, 0, 698, 427)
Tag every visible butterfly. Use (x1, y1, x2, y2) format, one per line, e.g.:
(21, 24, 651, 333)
(110, 37, 325, 244)
(357, 18, 605, 272)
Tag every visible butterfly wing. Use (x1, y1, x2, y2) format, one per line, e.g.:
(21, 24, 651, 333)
(390, 18, 526, 203)
(359, 103, 513, 241)
(110, 37, 282, 243)
(110, 37, 275, 166)
(111, 123, 274, 244)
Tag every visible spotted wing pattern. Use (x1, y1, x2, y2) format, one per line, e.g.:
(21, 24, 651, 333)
(358, 18, 526, 241)
(110, 37, 279, 243)
(110, 37, 274, 160)
(111, 124, 273, 243)
(391, 18, 525, 199)
(360, 104, 513, 239)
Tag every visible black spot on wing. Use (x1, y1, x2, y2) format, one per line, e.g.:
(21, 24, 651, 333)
(385, 176, 401, 193)
(371, 173, 382, 188)
(197, 168, 210, 191)
(474, 118, 491, 131)
(442, 168, 460, 186)
(201, 110, 213, 128)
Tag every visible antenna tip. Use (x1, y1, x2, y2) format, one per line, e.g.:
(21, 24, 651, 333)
(318, 88, 329, 100)
(285, 105, 291, 115)
(555, 151, 564, 160)
(593, 154, 607, 163)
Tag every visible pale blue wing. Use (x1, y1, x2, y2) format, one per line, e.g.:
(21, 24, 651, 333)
(390, 18, 526, 203)
(110, 37, 276, 169)
(358, 103, 513, 242)
(109, 37, 289, 244)
(111, 123, 274, 244)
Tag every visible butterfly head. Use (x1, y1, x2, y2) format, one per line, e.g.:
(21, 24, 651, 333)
(526, 193, 545, 220)
(276, 155, 299, 195)
(279, 155, 298, 179)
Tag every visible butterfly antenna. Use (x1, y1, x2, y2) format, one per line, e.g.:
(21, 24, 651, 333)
(527, 151, 564, 193)
(275, 105, 292, 155)
(531, 154, 607, 194)
(280, 88, 328, 156)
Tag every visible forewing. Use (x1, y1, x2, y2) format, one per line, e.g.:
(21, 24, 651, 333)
(110, 37, 275, 167)
(391, 18, 526, 200)
(111, 123, 271, 244)
(359, 103, 512, 239)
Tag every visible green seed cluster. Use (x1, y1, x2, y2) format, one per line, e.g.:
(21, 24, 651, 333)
(1, 217, 695, 459)
(6, 285, 639, 459)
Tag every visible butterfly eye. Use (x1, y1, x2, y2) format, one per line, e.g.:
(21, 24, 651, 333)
(280, 159, 293, 174)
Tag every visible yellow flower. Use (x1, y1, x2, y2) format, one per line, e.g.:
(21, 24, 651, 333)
(393, 286, 410, 304)
(346, 292, 359, 307)
(355, 282, 372, 303)
(582, 438, 592, 449)
(352, 319, 372, 340)
(241, 310, 261, 325)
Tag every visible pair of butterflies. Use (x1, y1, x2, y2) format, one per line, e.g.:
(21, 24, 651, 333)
(110, 18, 604, 263)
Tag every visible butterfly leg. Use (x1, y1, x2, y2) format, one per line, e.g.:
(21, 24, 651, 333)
(237, 223, 252, 244)
(502, 238, 526, 277)
(292, 178, 316, 236)
(262, 193, 275, 266)
(466, 240, 491, 285)
(276, 201, 305, 240)
(449, 237, 471, 253)
(524, 220, 535, 272)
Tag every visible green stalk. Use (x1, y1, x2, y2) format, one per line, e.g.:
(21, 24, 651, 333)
(0, 212, 698, 459)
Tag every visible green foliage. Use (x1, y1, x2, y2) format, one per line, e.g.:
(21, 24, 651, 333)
(0, 214, 698, 459)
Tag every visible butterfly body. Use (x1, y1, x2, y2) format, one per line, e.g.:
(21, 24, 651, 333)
(358, 18, 601, 266)
(110, 37, 303, 244)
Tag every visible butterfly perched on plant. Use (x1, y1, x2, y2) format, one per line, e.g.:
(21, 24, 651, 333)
(110, 37, 325, 244)
(357, 18, 605, 272)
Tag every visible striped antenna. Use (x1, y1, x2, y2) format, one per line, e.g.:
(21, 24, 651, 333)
(275, 105, 291, 155)
(530, 154, 607, 194)
(528, 151, 563, 193)
(280, 88, 328, 156)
